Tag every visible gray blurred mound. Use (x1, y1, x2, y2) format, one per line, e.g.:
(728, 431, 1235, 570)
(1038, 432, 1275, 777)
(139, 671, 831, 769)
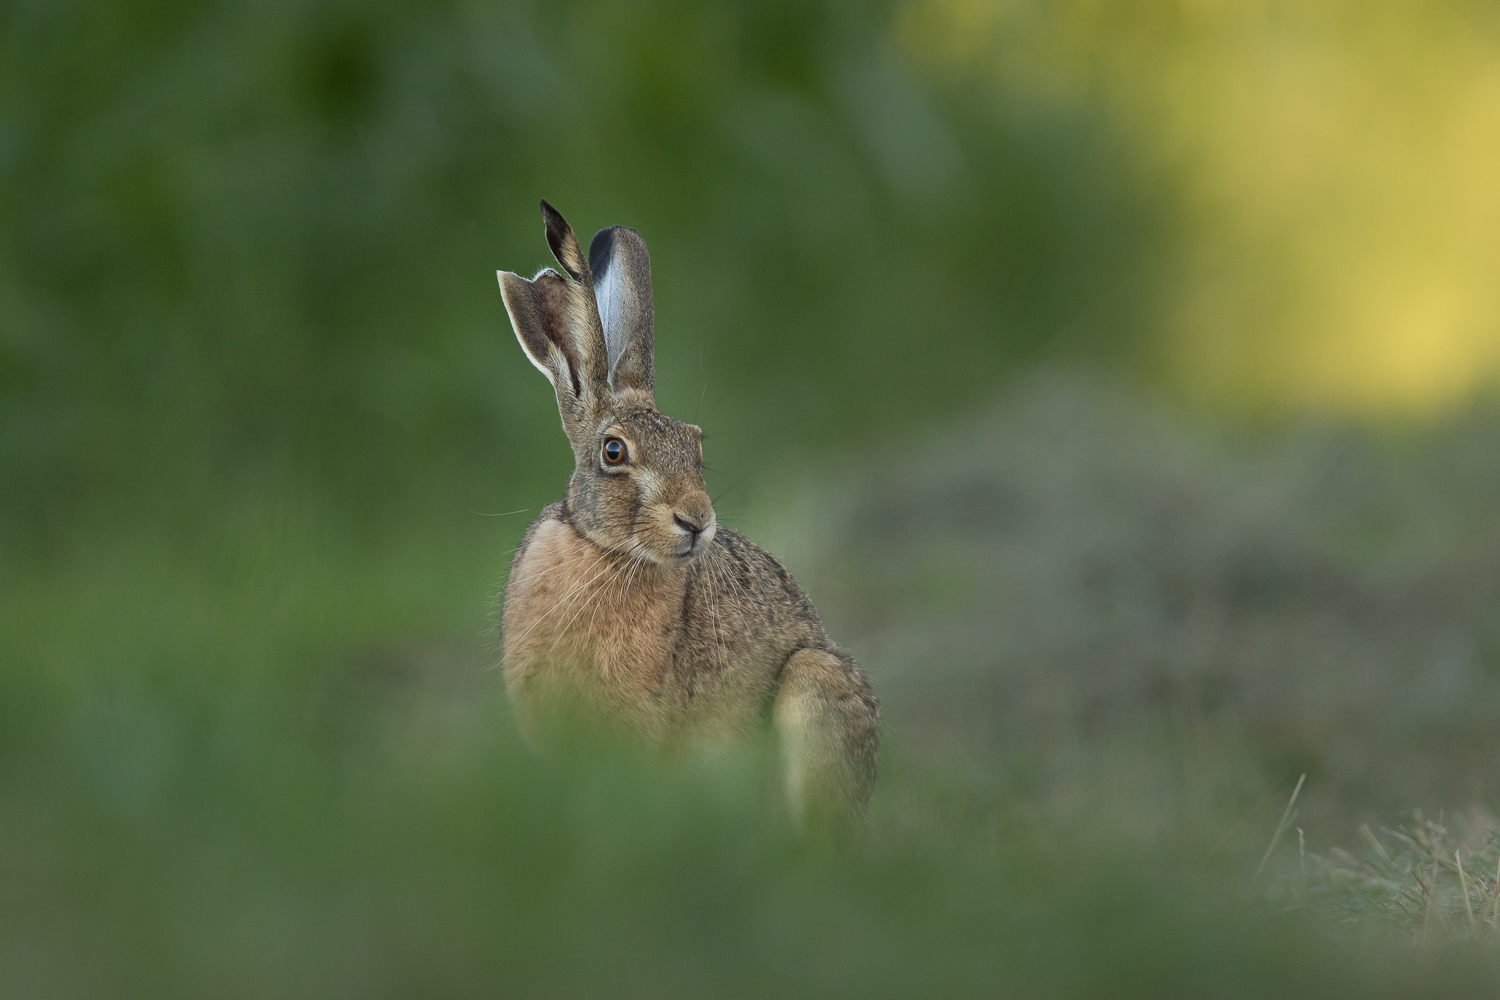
(799, 371, 1500, 817)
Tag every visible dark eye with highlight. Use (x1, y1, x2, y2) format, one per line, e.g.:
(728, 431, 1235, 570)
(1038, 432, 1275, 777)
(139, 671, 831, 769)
(602, 438, 627, 466)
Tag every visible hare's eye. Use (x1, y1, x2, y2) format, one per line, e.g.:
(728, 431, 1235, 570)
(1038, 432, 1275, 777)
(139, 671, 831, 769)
(602, 438, 627, 466)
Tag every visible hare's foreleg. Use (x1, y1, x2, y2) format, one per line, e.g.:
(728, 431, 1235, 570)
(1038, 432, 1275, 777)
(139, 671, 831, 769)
(771, 648, 880, 830)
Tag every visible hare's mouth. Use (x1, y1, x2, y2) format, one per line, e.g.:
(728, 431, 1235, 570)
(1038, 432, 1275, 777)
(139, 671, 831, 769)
(670, 536, 709, 563)
(626, 531, 711, 566)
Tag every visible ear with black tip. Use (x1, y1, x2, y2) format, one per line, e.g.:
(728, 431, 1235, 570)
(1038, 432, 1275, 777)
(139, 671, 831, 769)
(541, 199, 590, 282)
(588, 225, 654, 393)
(497, 202, 610, 453)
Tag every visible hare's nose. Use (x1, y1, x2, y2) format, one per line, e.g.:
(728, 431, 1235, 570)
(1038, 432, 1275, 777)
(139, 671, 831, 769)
(673, 513, 707, 537)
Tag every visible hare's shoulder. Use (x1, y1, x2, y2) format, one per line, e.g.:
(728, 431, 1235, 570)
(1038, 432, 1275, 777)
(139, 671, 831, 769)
(706, 528, 827, 632)
(510, 501, 569, 570)
(503, 502, 597, 606)
(711, 527, 795, 589)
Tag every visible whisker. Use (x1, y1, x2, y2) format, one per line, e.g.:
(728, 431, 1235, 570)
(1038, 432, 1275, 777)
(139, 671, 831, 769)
(621, 544, 649, 607)
(710, 480, 743, 507)
(715, 544, 751, 626)
(581, 537, 646, 640)
(505, 541, 617, 588)
(703, 552, 727, 673)
(589, 538, 645, 642)
(507, 549, 621, 648)
(549, 560, 622, 656)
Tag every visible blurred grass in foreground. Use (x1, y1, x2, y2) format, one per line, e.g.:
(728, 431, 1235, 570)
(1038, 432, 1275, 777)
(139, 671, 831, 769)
(7, 373, 1500, 994)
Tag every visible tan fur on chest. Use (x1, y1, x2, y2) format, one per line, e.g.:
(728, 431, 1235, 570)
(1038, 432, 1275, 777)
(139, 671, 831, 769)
(503, 519, 685, 736)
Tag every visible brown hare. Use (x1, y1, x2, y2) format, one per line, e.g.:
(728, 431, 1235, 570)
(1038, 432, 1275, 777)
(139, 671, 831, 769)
(496, 201, 879, 826)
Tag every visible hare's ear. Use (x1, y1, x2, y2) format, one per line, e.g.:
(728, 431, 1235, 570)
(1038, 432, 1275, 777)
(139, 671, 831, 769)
(498, 201, 610, 450)
(588, 225, 654, 394)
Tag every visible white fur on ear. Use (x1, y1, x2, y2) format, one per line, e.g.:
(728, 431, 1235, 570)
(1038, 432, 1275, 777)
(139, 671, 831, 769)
(587, 225, 654, 392)
(594, 262, 629, 377)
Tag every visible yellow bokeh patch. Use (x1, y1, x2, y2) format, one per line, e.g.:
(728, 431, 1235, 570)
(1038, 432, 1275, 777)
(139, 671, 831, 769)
(899, 0, 1500, 415)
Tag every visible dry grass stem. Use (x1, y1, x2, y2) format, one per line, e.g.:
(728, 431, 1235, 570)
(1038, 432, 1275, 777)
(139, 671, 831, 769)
(1254, 774, 1305, 882)
(1456, 850, 1477, 935)
(1483, 862, 1500, 928)
(1360, 824, 1394, 871)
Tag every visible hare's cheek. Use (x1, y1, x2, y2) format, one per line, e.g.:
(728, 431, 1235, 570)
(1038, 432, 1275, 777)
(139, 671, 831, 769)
(601, 482, 638, 532)
(630, 468, 664, 507)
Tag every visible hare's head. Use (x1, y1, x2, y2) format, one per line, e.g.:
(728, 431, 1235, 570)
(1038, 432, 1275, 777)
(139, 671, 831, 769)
(498, 201, 715, 565)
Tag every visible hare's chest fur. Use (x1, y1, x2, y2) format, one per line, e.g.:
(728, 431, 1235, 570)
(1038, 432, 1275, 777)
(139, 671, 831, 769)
(502, 518, 685, 734)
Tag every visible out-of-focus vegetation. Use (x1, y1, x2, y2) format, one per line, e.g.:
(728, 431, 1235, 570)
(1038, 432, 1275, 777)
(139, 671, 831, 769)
(900, 0, 1500, 413)
(6, 0, 1500, 995)
(0, 0, 1161, 562)
(1291, 807, 1500, 938)
(790, 372, 1500, 828)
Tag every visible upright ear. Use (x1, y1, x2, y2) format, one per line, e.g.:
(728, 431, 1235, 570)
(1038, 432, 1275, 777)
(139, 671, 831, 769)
(498, 200, 610, 451)
(588, 225, 654, 394)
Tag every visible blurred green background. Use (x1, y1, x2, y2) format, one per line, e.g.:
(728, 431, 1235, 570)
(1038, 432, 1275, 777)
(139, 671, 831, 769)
(6, 0, 1500, 995)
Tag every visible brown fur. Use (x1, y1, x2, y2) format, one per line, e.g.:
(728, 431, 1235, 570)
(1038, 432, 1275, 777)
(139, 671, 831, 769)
(496, 202, 879, 823)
